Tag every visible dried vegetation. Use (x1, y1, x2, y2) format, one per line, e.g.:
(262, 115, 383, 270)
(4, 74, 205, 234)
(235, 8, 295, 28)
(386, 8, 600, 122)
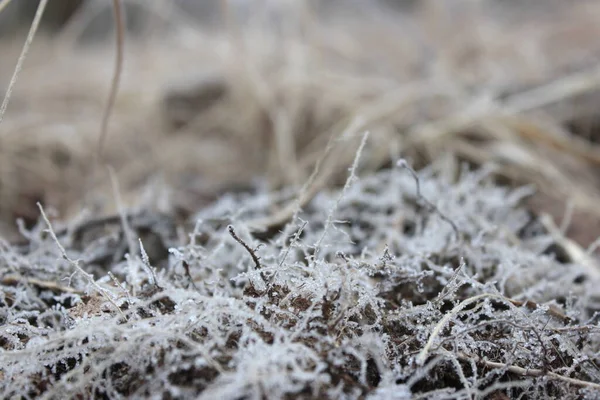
(1, 0, 600, 398)
(3, 158, 600, 399)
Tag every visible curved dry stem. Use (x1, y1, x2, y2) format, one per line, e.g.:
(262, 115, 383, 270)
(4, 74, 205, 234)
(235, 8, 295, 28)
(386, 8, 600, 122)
(95, 0, 125, 164)
(417, 293, 507, 365)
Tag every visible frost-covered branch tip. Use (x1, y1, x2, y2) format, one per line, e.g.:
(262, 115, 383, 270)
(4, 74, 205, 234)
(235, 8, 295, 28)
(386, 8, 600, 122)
(397, 158, 460, 240)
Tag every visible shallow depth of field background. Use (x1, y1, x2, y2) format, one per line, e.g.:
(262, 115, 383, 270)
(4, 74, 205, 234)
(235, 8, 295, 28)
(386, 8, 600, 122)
(4, 2, 600, 399)
(1, 0, 600, 245)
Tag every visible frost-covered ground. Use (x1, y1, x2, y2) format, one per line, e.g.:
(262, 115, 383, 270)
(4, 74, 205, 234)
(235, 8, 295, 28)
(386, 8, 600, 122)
(1, 158, 600, 399)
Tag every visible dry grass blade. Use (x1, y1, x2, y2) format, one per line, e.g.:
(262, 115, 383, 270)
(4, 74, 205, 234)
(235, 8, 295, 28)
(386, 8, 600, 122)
(0, 0, 48, 125)
(95, 0, 125, 164)
(0, 0, 13, 15)
(504, 66, 600, 114)
(1, 275, 83, 294)
(0, 0, 48, 231)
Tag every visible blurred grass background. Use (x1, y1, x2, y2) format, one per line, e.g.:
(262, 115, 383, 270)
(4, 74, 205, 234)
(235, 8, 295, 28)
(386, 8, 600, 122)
(1, 0, 600, 248)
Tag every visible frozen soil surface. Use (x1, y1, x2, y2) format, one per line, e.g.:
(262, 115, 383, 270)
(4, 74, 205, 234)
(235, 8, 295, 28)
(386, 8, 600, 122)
(1, 161, 600, 399)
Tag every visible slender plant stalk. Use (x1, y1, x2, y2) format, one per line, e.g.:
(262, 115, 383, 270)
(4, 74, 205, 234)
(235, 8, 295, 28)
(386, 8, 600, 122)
(87, 0, 125, 209)
(0, 0, 48, 125)
(96, 0, 125, 164)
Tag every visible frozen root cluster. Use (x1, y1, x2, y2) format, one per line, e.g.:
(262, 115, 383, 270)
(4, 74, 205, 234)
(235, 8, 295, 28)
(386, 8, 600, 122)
(1, 162, 600, 399)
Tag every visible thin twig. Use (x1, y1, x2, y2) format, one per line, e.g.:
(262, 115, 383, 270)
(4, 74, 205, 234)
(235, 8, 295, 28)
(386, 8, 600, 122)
(397, 159, 460, 240)
(37, 203, 124, 317)
(228, 225, 270, 285)
(182, 260, 200, 291)
(457, 352, 600, 390)
(228, 225, 262, 270)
